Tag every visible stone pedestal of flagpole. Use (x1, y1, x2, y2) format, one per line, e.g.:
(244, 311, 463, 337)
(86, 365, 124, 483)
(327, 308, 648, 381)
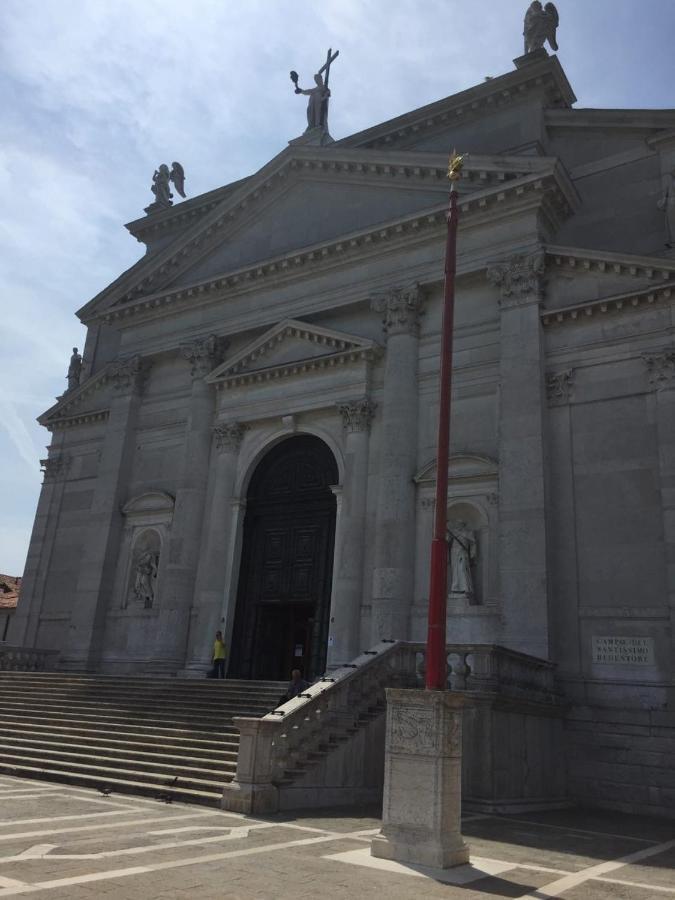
(371, 687, 469, 868)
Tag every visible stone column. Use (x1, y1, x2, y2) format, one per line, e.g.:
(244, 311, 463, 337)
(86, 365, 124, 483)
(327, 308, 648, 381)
(371, 688, 469, 868)
(370, 285, 424, 642)
(487, 251, 550, 659)
(12, 447, 70, 648)
(61, 356, 149, 670)
(183, 421, 246, 675)
(644, 351, 675, 663)
(327, 398, 375, 667)
(159, 336, 220, 671)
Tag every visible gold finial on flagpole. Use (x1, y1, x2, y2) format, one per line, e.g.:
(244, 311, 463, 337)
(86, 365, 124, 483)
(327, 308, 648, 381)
(447, 150, 467, 182)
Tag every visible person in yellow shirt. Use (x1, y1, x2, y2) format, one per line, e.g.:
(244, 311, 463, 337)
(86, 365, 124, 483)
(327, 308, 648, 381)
(211, 631, 226, 679)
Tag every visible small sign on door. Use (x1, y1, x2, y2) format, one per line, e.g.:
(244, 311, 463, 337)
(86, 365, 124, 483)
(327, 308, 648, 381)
(294, 644, 304, 657)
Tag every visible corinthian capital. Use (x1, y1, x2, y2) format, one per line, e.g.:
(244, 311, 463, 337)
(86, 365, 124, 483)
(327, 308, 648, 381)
(213, 421, 246, 453)
(371, 283, 424, 338)
(487, 251, 546, 305)
(108, 355, 150, 395)
(337, 397, 377, 433)
(180, 334, 225, 379)
(643, 350, 675, 390)
(40, 453, 70, 482)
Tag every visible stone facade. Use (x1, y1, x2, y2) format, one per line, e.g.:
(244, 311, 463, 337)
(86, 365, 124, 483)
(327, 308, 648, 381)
(14, 51, 675, 816)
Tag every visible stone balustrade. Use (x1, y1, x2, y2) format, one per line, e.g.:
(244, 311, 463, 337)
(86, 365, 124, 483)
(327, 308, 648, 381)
(0, 645, 60, 671)
(223, 640, 564, 814)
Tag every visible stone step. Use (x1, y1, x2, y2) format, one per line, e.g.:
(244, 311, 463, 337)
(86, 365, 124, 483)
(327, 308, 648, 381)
(0, 762, 223, 806)
(0, 700, 260, 729)
(0, 734, 237, 768)
(0, 673, 287, 806)
(0, 724, 239, 756)
(0, 751, 231, 793)
(0, 712, 238, 742)
(0, 719, 238, 750)
(0, 742, 236, 781)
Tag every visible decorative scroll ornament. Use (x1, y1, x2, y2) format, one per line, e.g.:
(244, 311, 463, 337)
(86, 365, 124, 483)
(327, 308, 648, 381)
(337, 397, 377, 433)
(108, 355, 149, 394)
(213, 422, 247, 453)
(180, 334, 223, 379)
(371, 283, 424, 338)
(487, 251, 546, 304)
(643, 351, 675, 390)
(40, 453, 70, 482)
(546, 369, 575, 404)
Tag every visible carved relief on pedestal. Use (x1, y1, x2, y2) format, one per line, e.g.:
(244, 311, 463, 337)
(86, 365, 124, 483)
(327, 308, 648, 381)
(371, 283, 425, 338)
(108, 355, 150, 394)
(487, 251, 546, 304)
(40, 453, 70, 483)
(546, 369, 575, 405)
(181, 334, 224, 379)
(643, 351, 675, 390)
(213, 421, 247, 453)
(337, 397, 377, 433)
(390, 705, 437, 754)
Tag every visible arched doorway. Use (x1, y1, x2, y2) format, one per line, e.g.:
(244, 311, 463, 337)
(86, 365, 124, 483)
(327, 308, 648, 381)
(229, 435, 338, 681)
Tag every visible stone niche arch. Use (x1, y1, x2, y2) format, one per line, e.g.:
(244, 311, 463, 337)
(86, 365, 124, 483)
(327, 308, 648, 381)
(414, 454, 498, 611)
(113, 491, 175, 613)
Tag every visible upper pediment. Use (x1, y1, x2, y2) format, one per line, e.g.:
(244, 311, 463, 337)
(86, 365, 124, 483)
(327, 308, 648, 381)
(77, 145, 569, 325)
(38, 368, 112, 431)
(206, 319, 380, 388)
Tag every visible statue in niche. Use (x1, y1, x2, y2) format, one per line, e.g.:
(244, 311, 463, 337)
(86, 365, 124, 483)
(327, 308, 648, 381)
(657, 168, 675, 249)
(132, 550, 159, 609)
(448, 522, 478, 602)
(145, 162, 186, 214)
(523, 2, 559, 54)
(290, 48, 339, 133)
(66, 347, 82, 391)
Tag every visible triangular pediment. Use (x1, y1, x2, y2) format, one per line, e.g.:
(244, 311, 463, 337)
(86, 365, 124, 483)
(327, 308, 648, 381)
(38, 368, 112, 431)
(206, 319, 380, 387)
(77, 141, 566, 325)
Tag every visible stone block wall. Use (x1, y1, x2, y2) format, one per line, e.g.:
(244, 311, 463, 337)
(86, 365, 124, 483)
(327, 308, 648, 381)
(565, 705, 675, 820)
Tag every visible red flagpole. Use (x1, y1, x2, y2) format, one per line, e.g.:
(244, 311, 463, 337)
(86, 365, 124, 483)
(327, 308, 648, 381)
(425, 156, 462, 691)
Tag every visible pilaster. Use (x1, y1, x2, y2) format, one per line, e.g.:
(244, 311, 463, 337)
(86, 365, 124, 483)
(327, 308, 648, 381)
(183, 421, 246, 674)
(487, 251, 550, 659)
(327, 398, 376, 666)
(62, 356, 150, 670)
(370, 285, 424, 642)
(643, 349, 675, 665)
(161, 336, 222, 671)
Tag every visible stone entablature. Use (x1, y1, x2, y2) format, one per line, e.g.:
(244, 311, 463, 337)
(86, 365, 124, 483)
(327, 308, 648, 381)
(541, 282, 674, 326)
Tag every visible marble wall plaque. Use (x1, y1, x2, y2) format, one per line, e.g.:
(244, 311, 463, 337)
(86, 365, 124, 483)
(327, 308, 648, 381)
(592, 636, 655, 666)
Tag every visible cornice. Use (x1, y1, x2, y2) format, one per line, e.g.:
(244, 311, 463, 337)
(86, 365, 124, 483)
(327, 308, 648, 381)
(541, 282, 674, 327)
(337, 54, 575, 151)
(77, 151, 564, 323)
(546, 245, 675, 280)
(97, 167, 575, 329)
(45, 409, 109, 433)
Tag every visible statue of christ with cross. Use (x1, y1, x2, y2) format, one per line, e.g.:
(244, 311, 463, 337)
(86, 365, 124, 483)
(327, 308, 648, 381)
(290, 48, 339, 134)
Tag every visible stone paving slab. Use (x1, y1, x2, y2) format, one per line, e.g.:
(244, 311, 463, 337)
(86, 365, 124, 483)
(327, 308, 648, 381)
(0, 776, 673, 899)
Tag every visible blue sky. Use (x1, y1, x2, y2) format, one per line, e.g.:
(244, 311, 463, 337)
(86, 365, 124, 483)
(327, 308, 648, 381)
(1, 0, 674, 575)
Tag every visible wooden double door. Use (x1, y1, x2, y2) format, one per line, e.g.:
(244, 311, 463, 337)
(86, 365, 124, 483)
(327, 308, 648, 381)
(229, 436, 338, 681)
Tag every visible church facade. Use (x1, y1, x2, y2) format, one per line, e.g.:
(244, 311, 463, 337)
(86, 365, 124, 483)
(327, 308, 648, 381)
(14, 49, 675, 815)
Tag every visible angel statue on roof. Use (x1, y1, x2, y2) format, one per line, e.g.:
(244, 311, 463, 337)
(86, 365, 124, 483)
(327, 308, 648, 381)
(144, 161, 186, 214)
(523, 2, 559, 54)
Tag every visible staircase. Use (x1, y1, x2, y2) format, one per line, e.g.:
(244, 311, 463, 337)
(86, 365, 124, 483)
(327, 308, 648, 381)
(0, 672, 285, 806)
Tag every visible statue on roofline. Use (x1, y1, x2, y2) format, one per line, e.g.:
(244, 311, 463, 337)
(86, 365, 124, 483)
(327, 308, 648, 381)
(66, 347, 82, 392)
(523, 1, 559, 54)
(290, 48, 339, 138)
(144, 161, 186, 214)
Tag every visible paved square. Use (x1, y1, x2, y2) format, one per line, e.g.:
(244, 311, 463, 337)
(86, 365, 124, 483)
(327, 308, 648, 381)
(0, 777, 673, 898)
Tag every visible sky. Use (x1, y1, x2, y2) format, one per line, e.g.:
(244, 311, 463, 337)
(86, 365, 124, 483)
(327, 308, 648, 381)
(1, 0, 674, 576)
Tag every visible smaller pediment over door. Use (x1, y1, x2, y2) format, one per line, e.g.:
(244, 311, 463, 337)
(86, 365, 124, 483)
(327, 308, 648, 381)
(206, 319, 381, 389)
